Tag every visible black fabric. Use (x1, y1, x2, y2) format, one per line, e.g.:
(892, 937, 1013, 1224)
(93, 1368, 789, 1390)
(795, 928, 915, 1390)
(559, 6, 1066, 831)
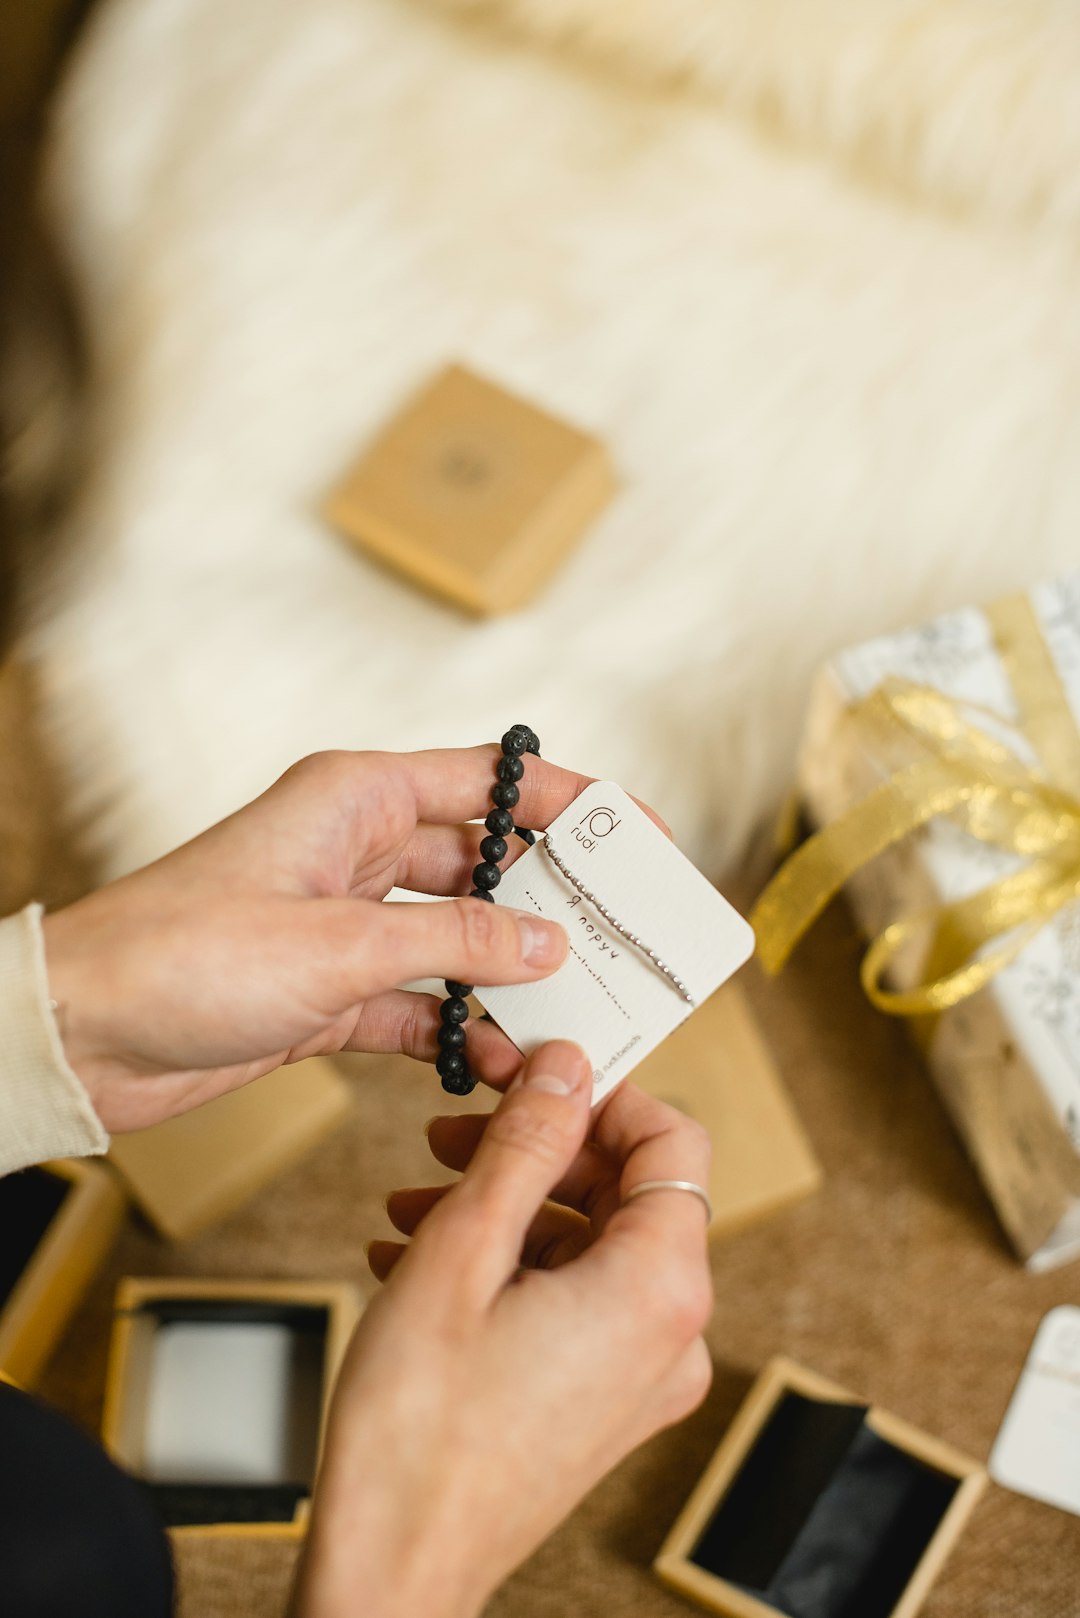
(690, 1392, 959, 1618)
(0, 1380, 174, 1618)
(137, 1299, 328, 1331)
(0, 1169, 69, 1305)
(767, 1425, 959, 1618)
(691, 1393, 870, 1590)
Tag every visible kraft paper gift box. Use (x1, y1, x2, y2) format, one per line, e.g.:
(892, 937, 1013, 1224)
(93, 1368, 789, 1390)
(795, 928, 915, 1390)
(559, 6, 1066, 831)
(753, 576, 1080, 1270)
(324, 363, 615, 616)
(0, 1158, 126, 1388)
(655, 1357, 985, 1618)
(633, 983, 821, 1240)
(108, 1056, 353, 1242)
(101, 1276, 361, 1538)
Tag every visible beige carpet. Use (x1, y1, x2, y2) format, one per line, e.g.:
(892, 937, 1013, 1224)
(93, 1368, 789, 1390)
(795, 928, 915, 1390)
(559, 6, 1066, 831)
(28, 876, 1080, 1617)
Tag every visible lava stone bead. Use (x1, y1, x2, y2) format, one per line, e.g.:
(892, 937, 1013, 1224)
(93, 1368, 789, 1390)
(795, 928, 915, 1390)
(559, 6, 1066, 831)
(472, 862, 502, 891)
(514, 827, 536, 846)
(437, 1022, 466, 1051)
(441, 1066, 476, 1096)
(492, 782, 520, 810)
(444, 981, 474, 998)
(506, 723, 540, 755)
(441, 997, 469, 1025)
(496, 755, 524, 783)
(436, 1051, 465, 1081)
(470, 887, 495, 902)
(479, 834, 508, 864)
(501, 727, 529, 756)
(485, 808, 515, 838)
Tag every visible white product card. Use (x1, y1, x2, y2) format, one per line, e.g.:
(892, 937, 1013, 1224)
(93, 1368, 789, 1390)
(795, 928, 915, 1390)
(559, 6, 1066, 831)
(989, 1305, 1080, 1518)
(475, 783, 755, 1102)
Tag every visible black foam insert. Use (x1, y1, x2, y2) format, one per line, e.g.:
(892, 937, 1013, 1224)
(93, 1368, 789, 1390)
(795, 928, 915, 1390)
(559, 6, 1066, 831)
(137, 1299, 329, 1332)
(145, 1481, 309, 1526)
(134, 1297, 329, 1528)
(0, 1168, 70, 1306)
(690, 1391, 960, 1618)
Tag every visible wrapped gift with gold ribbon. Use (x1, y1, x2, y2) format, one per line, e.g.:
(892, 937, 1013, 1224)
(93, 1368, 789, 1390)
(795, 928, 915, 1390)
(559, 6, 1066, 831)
(752, 577, 1080, 1270)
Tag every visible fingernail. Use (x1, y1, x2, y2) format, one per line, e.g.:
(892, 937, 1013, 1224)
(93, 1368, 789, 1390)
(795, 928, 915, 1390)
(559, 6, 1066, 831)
(514, 912, 566, 968)
(523, 1042, 589, 1096)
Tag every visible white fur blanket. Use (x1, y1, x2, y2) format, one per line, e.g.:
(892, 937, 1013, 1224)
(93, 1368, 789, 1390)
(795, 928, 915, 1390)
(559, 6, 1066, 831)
(34, 0, 1080, 879)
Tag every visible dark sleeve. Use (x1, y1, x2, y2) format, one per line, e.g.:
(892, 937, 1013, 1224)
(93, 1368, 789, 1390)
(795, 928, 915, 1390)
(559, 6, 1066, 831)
(0, 1379, 174, 1618)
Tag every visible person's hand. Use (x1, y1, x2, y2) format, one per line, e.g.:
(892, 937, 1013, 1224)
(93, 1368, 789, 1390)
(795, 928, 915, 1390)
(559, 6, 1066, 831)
(42, 747, 599, 1131)
(291, 1041, 713, 1618)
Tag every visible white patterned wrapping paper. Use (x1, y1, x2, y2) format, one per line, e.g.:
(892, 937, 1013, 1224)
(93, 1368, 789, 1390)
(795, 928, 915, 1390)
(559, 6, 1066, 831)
(826, 576, 1080, 1264)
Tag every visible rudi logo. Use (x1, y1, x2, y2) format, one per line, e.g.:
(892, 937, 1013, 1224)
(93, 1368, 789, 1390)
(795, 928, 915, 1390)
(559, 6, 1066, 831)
(571, 806, 621, 852)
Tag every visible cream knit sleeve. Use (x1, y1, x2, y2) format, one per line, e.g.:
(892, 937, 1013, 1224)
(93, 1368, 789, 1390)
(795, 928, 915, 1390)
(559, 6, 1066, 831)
(0, 904, 109, 1176)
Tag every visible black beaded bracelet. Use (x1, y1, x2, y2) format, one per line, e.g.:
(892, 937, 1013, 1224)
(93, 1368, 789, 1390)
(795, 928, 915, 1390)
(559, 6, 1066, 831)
(437, 724, 540, 1095)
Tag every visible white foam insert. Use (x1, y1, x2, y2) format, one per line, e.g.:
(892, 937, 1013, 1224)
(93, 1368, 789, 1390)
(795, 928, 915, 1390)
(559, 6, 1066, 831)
(142, 1322, 299, 1483)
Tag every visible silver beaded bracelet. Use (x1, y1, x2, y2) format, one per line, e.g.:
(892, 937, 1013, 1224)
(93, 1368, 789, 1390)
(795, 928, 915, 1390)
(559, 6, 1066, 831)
(539, 835, 695, 1005)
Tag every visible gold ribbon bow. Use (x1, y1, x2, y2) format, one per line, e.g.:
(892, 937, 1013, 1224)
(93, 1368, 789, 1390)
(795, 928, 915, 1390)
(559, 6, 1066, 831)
(750, 594, 1080, 1016)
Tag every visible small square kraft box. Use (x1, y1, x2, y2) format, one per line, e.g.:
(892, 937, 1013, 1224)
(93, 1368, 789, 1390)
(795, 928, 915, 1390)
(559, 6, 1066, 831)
(655, 1358, 985, 1618)
(0, 1158, 126, 1388)
(102, 1277, 361, 1538)
(108, 1056, 353, 1242)
(633, 983, 821, 1240)
(324, 363, 616, 615)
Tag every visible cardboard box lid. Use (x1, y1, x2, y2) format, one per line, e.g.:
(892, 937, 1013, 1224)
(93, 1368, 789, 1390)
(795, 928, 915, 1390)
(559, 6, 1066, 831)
(0, 1157, 126, 1387)
(108, 1057, 352, 1242)
(634, 982, 822, 1240)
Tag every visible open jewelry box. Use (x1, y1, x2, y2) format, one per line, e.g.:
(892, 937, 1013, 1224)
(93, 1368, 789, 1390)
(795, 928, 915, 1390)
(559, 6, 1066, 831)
(101, 1277, 361, 1538)
(0, 1158, 126, 1387)
(655, 1358, 986, 1618)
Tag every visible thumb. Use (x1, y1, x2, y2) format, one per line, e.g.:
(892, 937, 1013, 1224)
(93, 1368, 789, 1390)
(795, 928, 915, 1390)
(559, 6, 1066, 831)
(307, 896, 567, 1000)
(427, 1042, 593, 1299)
